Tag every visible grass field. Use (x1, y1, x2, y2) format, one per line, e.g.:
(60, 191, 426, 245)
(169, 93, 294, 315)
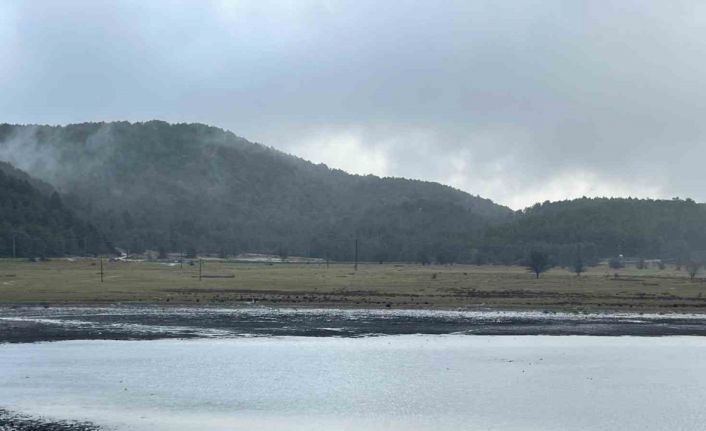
(1, 258, 705, 312)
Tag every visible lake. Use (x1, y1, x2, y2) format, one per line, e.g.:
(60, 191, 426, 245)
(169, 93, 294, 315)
(2, 335, 705, 430)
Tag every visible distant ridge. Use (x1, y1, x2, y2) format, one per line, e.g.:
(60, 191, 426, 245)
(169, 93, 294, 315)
(480, 196, 706, 265)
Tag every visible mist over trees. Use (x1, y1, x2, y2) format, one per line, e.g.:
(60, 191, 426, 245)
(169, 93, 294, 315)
(0, 162, 112, 257)
(0, 121, 508, 261)
(1, 121, 706, 265)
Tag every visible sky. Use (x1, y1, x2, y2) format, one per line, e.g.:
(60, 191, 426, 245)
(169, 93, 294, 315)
(1, 0, 706, 209)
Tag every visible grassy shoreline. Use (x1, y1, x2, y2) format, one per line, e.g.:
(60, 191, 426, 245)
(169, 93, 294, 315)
(1, 259, 705, 313)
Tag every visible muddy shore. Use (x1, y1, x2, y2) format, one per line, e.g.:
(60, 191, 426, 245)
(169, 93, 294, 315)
(0, 409, 99, 431)
(2, 305, 706, 343)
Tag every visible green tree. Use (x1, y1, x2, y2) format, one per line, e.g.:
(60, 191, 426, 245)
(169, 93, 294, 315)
(571, 255, 585, 276)
(527, 250, 552, 279)
(686, 260, 702, 281)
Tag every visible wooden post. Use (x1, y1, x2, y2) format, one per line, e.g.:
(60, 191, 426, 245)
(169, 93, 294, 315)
(354, 239, 358, 271)
(199, 259, 202, 281)
(100, 257, 104, 283)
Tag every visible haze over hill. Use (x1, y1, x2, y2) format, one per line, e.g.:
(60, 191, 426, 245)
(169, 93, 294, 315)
(1, 121, 705, 265)
(0, 121, 509, 262)
(5, 2, 706, 210)
(0, 161, 111, 257)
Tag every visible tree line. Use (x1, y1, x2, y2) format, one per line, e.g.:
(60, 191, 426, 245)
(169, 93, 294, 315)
(0, 167, 112, 258)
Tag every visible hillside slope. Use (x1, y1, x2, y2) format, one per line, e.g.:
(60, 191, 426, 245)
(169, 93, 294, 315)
(0, 161, 112, 257)
(481, 197, 706, 264)
(0, 121, 511, 261)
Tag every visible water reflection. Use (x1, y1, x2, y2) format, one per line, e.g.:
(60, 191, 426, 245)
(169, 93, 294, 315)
(1, 335, 705, 430)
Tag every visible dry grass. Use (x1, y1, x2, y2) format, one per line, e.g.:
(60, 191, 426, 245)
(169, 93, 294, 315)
(0, 258, 705, 312)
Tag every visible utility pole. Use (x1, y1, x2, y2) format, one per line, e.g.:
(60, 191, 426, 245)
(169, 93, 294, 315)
(354, 239, 358, 271)
(100, 257, 104, 283)
(199, 259, 203, 281)
(11, 233, 17, 276)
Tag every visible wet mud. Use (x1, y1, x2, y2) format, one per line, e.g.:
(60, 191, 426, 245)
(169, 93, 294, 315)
(1, 305, 705, 343)
(0, 409, 99, 431)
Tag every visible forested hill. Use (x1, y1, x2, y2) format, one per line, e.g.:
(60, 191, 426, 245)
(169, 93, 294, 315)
(479, 197, 706, 265)
(0, 159, 55, 195)
(3, 122, 703, 264)
(0, 161, 113, 257)
(0, 121, 511, 261)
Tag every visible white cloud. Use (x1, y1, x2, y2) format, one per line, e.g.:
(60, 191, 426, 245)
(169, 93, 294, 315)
(0, 3, 18, 79)
(502, 171, 664, 210)
(2, 0, 706, 209)
(291, 128, 389, 177)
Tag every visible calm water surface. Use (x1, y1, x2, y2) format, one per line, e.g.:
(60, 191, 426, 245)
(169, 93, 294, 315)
(1, 335, 705, 430)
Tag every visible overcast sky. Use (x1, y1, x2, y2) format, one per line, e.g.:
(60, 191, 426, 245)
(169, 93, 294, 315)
(1, 1, 706, 209)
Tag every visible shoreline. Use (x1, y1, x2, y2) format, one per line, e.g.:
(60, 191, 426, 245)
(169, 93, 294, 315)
(2, 304, 706, 343)
(4, 290, 706, 314)
(0, 409, 99, 431)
